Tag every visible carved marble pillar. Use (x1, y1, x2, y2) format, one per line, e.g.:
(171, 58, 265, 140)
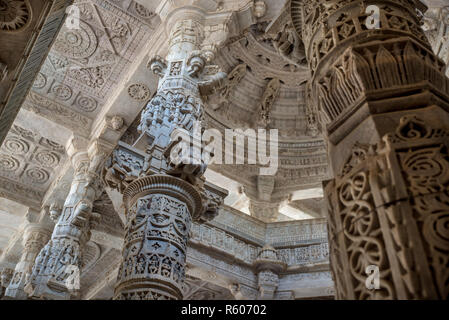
(4, 223, 51, 299)
(0, 268, 13, 299)
(107, 7, 228, 300)
(253, 245, 286, 300)
(292, 0, 449, 299)
(26, 139, 108, 299)
(0, 61, 8, 82)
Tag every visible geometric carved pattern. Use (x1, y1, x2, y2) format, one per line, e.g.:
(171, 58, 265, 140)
(127, 83, 151, 101)
(0, 125, 65, 192)
(23, 0, 157, 137)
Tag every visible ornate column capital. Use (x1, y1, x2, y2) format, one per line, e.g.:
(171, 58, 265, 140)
(294, 0, 429, 77)
(66, 135, 89, 159)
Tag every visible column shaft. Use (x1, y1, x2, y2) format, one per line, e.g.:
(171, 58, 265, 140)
(292, 0, 449, 299)
(114, 176, 202, 300)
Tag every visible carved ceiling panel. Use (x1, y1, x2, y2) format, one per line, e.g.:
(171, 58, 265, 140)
(0, 124, 66, 203)
(210, 30, 312, 140)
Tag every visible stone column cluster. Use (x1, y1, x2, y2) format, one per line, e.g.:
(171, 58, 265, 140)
(292, 0, 449, 299)
(104, 7, 228, 300)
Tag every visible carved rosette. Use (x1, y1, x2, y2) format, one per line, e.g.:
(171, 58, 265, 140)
(325, 116, 449, 299)
(114, 175, 203, 300)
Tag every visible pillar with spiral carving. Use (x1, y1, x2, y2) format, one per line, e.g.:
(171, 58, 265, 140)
(290, 0, 449, 299)
(105, 6, 229, 300)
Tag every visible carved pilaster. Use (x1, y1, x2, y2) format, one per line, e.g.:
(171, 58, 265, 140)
(325, 116, 449, 299)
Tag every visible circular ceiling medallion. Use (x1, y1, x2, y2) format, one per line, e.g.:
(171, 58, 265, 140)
(4, 137, 29, 154)
(25, 167, 49, 184)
